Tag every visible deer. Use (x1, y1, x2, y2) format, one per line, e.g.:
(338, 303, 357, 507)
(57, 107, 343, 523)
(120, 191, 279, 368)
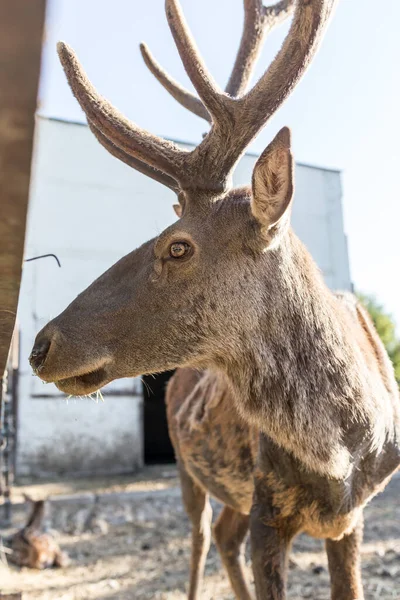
(28, 0, 400, 598)
(4, 495, 68, 569)
(139, 4, 292, 597)
(165, 293, 394, 600)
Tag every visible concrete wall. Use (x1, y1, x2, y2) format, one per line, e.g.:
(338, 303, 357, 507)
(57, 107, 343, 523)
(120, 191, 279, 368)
(16, 117, 352, 477)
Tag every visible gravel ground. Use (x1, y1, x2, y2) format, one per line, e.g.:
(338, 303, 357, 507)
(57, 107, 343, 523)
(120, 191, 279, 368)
(0, 469, 399, 599)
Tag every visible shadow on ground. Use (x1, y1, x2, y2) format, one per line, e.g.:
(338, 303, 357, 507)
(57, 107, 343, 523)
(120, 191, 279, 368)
(1, 474, 399, 599)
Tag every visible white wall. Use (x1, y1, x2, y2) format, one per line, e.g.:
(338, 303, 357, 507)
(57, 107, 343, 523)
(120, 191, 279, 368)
(16, 117, 352, 476)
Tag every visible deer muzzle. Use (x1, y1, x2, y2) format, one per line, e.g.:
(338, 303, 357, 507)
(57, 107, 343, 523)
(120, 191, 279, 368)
(30, 323, 113, 395)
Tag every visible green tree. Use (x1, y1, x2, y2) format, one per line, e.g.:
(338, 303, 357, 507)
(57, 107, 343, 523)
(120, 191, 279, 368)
(357, 293, 400, 385)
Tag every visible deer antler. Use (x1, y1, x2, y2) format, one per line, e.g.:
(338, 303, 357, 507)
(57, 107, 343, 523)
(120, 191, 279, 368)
(140, 42, 211, 123)
(227, 0, 295, 96)
(91, 1, 293, 190)
(58, 0, 337, 196)
(140, 0, 295, 123)
(85, 1, 294, 192)
(88, 120, 179, 192)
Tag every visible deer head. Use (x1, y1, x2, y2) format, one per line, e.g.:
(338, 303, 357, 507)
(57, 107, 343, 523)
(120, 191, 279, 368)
(30, 0, 337, 396)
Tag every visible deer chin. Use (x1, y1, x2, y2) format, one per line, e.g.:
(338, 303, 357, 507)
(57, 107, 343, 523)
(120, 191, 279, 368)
(54, 366, 110, 395)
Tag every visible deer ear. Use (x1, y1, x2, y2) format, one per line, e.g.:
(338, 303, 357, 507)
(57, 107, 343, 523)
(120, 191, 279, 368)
(251, 127, 294, 239)
(173, 204, 182, 218)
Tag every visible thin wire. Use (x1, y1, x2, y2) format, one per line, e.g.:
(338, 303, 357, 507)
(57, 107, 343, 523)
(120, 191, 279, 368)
(25, 254, 61, 268)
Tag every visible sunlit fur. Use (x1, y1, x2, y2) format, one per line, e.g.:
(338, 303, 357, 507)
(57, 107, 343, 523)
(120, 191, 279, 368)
(165, 288, 398, 596)
(32, 135, 400, 598)
(30, 0, 398, 596)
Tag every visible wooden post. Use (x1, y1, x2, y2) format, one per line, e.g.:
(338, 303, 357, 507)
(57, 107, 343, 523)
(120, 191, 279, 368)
(0, 0, 46, 379)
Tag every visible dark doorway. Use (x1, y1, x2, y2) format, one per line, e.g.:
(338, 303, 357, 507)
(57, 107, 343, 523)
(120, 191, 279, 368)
(143, 370, 176, 464)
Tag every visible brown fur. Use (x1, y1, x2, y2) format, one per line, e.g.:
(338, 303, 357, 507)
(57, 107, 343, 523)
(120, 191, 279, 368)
(6, 496, 68, 570)
(168, 369, 257, 515)
(30, 142, 400, 600)
(166, 368, 256, 597)
(29, 1, 400, 598)
(165, 291, 398, 597)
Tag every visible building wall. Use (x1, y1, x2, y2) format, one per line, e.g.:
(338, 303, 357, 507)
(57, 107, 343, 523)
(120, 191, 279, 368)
(16, 117, 352, 477)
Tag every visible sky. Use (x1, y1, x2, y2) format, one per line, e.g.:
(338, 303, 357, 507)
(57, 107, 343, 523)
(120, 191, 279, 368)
(39, 0, 400, 329)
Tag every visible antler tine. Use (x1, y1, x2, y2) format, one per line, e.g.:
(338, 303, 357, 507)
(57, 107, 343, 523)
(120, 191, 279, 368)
(139, 43, 211, 123)
(58, 0, 336, 196)
(57, 42, 188, 182)
(264, 0, 295, 19)
(88, 120, 179, 192)
(226, 0, 295, 97)
(140, 1, 294, 121)
(165, 0, 230, 122)
(218, 0, 338, 173)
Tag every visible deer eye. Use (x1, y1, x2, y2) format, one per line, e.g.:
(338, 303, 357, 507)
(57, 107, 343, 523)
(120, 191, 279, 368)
(169, 242, 190, 259)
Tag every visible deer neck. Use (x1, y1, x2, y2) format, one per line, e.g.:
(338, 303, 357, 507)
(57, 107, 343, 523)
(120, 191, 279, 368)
(220, 231, 392, 480)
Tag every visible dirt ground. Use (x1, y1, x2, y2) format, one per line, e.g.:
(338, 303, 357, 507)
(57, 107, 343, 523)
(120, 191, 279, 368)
(0, 468, 399, 600)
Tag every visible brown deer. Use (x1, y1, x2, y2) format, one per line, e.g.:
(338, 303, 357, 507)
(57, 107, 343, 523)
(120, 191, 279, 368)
(164, 294, 393, 600)
(166, 367, 257, 598)
(4, 495, 68, 569)
(29, 1, 400, 599)
(140, 4, 293, 597)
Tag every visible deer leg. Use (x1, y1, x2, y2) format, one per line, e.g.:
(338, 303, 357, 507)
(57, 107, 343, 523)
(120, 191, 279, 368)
(178, 461, 212, 600)
(325, 515, 364, 600)
(213, 506, 253, 600)
(250, 494, 295, 600)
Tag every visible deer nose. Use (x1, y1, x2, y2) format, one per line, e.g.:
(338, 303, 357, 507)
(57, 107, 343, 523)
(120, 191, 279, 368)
(29, 338, 51, 372)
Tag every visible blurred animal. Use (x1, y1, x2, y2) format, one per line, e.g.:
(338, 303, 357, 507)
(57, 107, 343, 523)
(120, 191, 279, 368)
(4, 495, 68, 569)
